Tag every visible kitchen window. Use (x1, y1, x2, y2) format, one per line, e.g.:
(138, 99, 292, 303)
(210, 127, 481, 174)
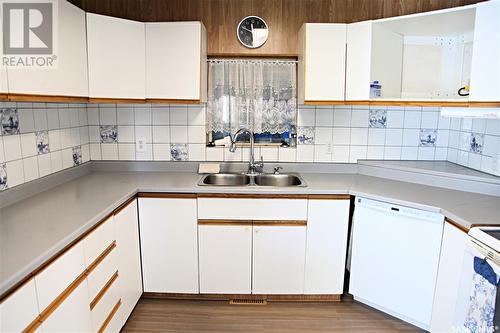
(206, 59, 297, 146)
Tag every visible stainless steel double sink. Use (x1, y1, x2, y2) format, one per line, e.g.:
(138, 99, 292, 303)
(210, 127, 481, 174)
(198, 173, 306, 187)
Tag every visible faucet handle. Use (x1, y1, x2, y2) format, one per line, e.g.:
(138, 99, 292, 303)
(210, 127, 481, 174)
(273, 166, 283, 174)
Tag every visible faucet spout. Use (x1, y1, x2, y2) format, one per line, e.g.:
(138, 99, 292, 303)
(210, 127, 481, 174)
(229, 127, 263, 174)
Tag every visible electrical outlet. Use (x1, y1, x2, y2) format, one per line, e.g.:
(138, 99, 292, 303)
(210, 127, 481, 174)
(136, 138, 146, 153)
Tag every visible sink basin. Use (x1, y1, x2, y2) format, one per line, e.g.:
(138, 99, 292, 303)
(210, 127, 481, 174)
(200, 173, 250, 186)
(254, 174, 305, 187)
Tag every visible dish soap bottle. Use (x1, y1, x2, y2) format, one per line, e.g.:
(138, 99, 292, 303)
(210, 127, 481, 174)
(370, 80, 382, 99)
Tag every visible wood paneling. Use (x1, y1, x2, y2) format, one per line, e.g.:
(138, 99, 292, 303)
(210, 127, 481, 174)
(68, 0, 483, 56)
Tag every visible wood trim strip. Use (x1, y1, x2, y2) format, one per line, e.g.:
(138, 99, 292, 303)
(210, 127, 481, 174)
(308, 194, 351, 200)
(445, 218, 469, 233)
(90, 271, 119, 310)
(87, 241, 117, 275)
(198, 219, 253, 226)
(145, 98, 202, 104)
(88, 97, 146, 104)
(21, 316, 42, 333)
(197, 193, 308, 199)
(112, 196, 137, 215)
(253, 220, 307, 226)
(138, 192, 197, 199)
(98, 299, 122, 333)
(8, 93, 88, 103)
(142, 292, 340, 302)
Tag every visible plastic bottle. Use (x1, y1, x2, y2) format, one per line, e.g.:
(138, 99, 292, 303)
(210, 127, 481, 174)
(370, 80, 382, 98)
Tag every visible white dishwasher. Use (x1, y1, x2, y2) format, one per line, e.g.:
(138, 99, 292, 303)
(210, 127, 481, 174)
(349, 197, 444, 331)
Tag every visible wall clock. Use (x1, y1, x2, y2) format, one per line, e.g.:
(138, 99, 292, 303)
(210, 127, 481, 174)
(237, 16, 269, 49)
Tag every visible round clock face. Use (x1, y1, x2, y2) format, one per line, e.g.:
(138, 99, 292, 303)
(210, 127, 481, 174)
(237, 16, 268, 49)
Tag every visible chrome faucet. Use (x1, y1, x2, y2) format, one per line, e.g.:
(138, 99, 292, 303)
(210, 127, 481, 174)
(229, 128, 264, 175)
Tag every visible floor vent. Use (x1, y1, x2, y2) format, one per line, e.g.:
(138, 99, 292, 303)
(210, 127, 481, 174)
(229, 298, 267, 305)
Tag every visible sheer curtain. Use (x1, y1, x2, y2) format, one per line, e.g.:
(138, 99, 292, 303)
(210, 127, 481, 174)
(207, 59, 296, 139)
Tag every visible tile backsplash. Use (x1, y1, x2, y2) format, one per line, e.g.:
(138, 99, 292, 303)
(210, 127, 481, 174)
(0, 102, 499, 192)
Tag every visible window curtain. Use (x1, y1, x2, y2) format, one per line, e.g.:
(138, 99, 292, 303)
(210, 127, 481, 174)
(207, 59, 296, 137)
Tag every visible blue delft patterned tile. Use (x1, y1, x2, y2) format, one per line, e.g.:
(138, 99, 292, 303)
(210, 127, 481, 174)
(369, 109, 387, 128)
(100, 125, 118, 143)
(170, 143, 188, 161)
(419, 129, 437, 147)
(470, 133, 484, 154)
(72, 146, 82, 166)
(1, 108, 19, 135)
(0, 163, 7, 191)
(36, 131, 50, 154)
(297, 126, 314, 145)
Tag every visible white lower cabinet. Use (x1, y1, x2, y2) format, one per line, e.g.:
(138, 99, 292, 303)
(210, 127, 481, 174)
(198, 224, 252, 294)
(0, 279, 40, 333)
(139, 197, 199, 293)
(252, 225, 307, 294)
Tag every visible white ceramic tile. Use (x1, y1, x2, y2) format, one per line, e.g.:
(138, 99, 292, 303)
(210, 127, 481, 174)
(88, 126, 100, 143)
(404, 106, 422, 111)
(459, 132, 471, 151)
(33, 109, 48, 131)
(20, 133, 36, 158)
(60, 128, 72, 149)
(46, 108, 60, 130)
(332, 128, 350, 145)
(332, 145, 349, 163)
(61, 148, 74, 169)
(450, 118, 461, 131)
(400, 146, 418, 160)
(224, 149, 242, 162)
(313, 145, 331, 163)
(98, 107, 117, 125)
(385, 129, 403, 146)
(351, 109, 369, 127)
(38, 153, 52, 177)
(58, 109, 71, 129)
(0, 138, 5, 163)
(420, 112, 438, 129)
(81, 144, 90, 163)
(170, 126, 188, 143)
(18, 108, 35, 133)
(278, 147, 296, 162)
(481, 155, 500, 176)
(297, 107, 315, 126)
(436, 130, 449, 147)
(448, 131, 459, 149)
(170, 106, 188, 125)
(3, 135, 22, 161)
(485, 119, 500, 136)
(79, 127, 89, 145)
(315, 127, 333, 144)
(68, 109, 79, 127)
(117, 126, 134, 143)
(437, 116, 451, 130)
(447, 148, 457, 163)
(315, 107, 334, 127)
(296, 145, 314, 162)
(70, 128, 80, 147)
(367, 146, 384, 159)
(418, 147, 435, 160)
(402, 129, 419, 146)
(349, 146, 367, 163)
(23, 156, 39, 182)
(152, 126, 170, 143)
(483, 135, 500, 157)
(403, 111, 421, 129)
(434, 147, 448, 161)
(134, 107, 152, 125)
(188, 105, 206, 126)
(241, 147, 251, 162)
(117, 107, 135, 125)
(135, 126, 152, 143)
(89, 143, 101, 160)
(136, 143, 153, 160)
(206, 147, 224, 161)
(188, 144, 206, 161)
(118, 143, 135, 160)
(78, 108, 88, 126)
(87, 107, 99, 125)
(333, 108, 351, 127)
(468, 152, 482, 170)
(384, 146, 401, 160)
(457, 150, 469, 165)
(350, 128, 368, 145)
(188, 126, 206, 143)
(461, 118, 473, 131)
(368, 128, 385, 146)
(386, 110, 404, 128)
(6, 159, 24, 187)
(50, 150, 63, 172)
(152, 107, 170, 125)
(472, 119, 487, 134)
(153, 143, 171, 161)
(101, 143, 119, 160)
(261, 147, 279, 162)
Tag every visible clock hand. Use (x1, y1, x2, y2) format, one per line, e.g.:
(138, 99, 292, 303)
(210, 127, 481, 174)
(242, 26, 252, 33)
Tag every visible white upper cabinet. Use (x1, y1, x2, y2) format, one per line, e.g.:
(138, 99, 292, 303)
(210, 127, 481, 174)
(346, 6, 477, 101)
(146, 22, 207, 101)
(298, 23, 346, 103)
(7, 0, 88, 97)
(86, 13, 146, 99)
(469, 0, 500, 101)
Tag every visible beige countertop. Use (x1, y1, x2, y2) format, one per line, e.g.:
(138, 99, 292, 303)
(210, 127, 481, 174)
(1, 169, 499, 297)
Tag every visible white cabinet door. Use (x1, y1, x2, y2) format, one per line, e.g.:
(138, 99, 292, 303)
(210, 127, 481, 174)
(41, 280, 92, 333)
(469, 0, 500, 101)
(146, 22, 206, 101)
(252, 225, 306, 294)
(304, 199, 350, 294)
(345, 21, 372, 100)
(113, 199, 142, 327)
(0, 279, 40, 332)
(86, 13, 145, 99)
(7, 0, 88, 97)
(198, 224, 252, 294)
(139, 197, 199, 293)
(298, 23, 346, 103)
(430, 222, 469, 333)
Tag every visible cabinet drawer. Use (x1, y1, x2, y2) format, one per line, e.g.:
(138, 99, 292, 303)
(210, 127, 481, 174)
(83, 217, 116, 266)
(0, 279, 40, 333)
(87, 247, 119, 301)
(197, 198, 308, 220)
(35, 243, 86, 310)
(91, 274, 121, 332)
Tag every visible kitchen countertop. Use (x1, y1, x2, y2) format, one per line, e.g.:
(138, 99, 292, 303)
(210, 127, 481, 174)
(1, 168, 499, 297)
